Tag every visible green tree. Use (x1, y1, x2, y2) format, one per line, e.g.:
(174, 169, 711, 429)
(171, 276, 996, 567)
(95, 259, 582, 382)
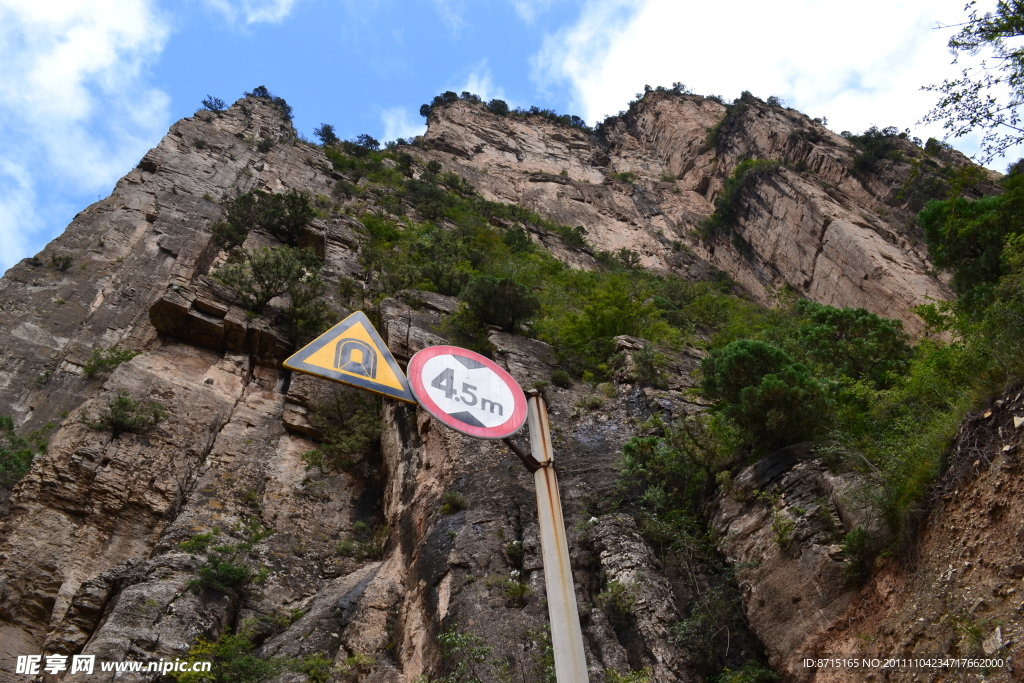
(213, 247, 322, 314)
(303, 386, 382, 473)
(414, 227, 476, 296)
(212, 190, 316, 250)
(201, 95, 226, 112)
(922, 0, 1024, 162)
(918, 171, 1024, 312)
(172, 628, 281, 683)
(794, 300, 912, 388)
(701, 340, 832, 452)
(979, 233, 1024, 377)
(700, 159, 781, 238)
(427, 626, 511, 683)
(1, 417, 52, 489)
(82, 346, 140, 378)
(486, 99, 510, 115)
(81, 392, 167, 439)
(459, 276, 539, 333)
(282, 272, 333, 345)
(313, 123, 339, 146)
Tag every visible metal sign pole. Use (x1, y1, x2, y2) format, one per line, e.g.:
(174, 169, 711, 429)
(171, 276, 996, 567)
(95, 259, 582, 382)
(526, 391, 590, 683)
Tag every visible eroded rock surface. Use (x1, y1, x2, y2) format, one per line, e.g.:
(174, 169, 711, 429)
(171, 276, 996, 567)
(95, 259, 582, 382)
(0, 88, 1017, 683)
(419, 93, 964, 333)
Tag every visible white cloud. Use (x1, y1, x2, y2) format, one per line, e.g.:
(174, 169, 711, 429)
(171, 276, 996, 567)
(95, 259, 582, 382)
(431, 0, 466, 33)
(461, 61, 507, 103)
(202, 0, 298, 24)
(381, 107, 427, 142)
(0, 159, 36, 270)
(532, 0, 1021, 167)
(0, 0, 171, 272)
(510, 0, 557, 23)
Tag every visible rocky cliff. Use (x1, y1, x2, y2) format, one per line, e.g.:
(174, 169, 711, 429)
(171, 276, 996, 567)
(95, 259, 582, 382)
(0, 89, 1019, 683)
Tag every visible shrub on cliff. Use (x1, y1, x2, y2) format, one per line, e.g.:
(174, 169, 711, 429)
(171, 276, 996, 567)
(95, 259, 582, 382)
(313, 123, 339, 146)
(459, 276, 539, 333)
(919, 171, 1024, 313)
(486, 98, 509, 115)
(0, 417, 52, 489)
(213, 246, 322, 314)
(795, 300, 912, 389)
(50, 254, 73, 271)
(245, 85, 293, 121)
(302, 386, 382, 474)
(701, 340, 832, 452)
(402, 177, 454, 219)
(200, 95, 226, 112)
(82, 346, 140, 378)
(846, 125, 906, 174)
(281, 270, 333, 345)
(699, 159, 781, 239)
(212, 189, 316, 250)
(81, 392, 167, 438)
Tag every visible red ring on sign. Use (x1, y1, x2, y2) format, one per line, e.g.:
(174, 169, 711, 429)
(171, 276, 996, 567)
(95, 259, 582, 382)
(408, 345, 528, 439)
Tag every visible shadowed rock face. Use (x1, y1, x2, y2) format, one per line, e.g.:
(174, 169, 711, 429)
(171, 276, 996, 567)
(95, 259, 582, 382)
(0, 90, 1013, 683)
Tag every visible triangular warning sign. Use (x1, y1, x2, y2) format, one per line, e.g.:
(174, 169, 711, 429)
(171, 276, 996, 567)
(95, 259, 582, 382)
(283, 311, 417, 404)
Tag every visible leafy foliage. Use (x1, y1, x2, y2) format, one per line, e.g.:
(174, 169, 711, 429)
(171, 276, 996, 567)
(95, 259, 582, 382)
(50, 254, 72, 271)
(701, 340, 832, 452)
(335, 521, 389, 560)
(615, 411, 775, 678)
(0, 416, 52, 489)
(201, 95, 226, 112)
(302, 385, 382, 473)
(313, 123, 339, 146)
(171, 620, 344, 683)
(244, 85, 293, 121)
(921, 0, 1024, 162)
(212, 189, 316, 250)
(844, 126, 907, 173)
(81, 391, 166, 438)
(420, 627, 508, 683)
(631, 345, 669, 389)
(171, 628, 279, 683)
(919, 171, 1024, 312)
(459, 276, 539, 333)
(82, 346, 140, 378)
(419, 89, 591, 131)
(619, 414, 736, 519)
(186, 521, 272, 594)
(540, 274, 678, 376)
(794, 300, 912, 389)
(486, 98, 509, 115)
(700, 159, 781, 238)
(717, 661, 779, 683)
(213, 246, 322, 314)
(440, 491, 466, 515)
(596, 579, 639, 625)
(604, 670, 652, 683)
(841, 525, 873, 584)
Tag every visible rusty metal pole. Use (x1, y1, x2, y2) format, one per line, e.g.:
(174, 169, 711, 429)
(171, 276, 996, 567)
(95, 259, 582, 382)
(526, 391, 590, 683)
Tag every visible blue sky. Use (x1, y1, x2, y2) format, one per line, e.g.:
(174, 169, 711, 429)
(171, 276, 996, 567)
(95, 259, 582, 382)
(0, 0, 1013, 274)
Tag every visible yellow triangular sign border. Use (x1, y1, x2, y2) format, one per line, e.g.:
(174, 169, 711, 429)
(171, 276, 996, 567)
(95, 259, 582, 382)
(283, 311, 417, 404)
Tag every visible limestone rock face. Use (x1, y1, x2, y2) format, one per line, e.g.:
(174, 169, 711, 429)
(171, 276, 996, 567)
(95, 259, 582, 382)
(419, 93, 965, 334)
(710, 444, 887, 678)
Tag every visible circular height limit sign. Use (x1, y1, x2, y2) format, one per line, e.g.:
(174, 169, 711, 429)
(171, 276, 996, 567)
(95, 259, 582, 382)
(408, 346, 527, 439)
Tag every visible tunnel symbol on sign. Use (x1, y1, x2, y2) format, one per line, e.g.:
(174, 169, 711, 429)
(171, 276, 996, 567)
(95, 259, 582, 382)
(335, 339, 377, 378)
